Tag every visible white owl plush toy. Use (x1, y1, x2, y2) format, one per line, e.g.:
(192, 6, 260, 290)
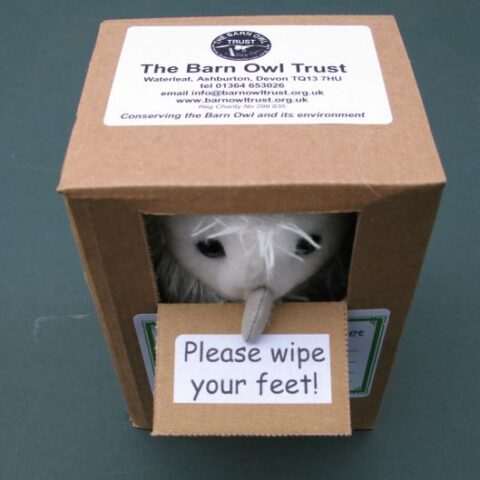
(150, 214, 350, 342)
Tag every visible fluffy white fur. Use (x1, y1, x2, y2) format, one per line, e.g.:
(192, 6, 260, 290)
(156, 214, 348, 303)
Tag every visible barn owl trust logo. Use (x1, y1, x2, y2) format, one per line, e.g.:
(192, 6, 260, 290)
(211, 30, 272, 61)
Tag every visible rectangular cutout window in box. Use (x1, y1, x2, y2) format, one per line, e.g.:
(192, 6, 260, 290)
(152, 302, 351, 436)
(143, 213, 357, 306)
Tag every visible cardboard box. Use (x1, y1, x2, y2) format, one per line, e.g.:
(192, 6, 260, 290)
(58, 15, 445, 434)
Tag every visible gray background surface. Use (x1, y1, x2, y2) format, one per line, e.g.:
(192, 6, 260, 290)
(1, 1, 478, 479)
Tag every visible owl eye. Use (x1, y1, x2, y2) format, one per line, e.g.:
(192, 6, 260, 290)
(196, 239, 226, 258)
(295, 234, 322, 256)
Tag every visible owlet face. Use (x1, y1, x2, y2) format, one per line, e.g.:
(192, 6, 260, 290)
(162, 214, 348, 301)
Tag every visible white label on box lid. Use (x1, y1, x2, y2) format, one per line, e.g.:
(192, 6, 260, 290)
(105, 25, 392, 126)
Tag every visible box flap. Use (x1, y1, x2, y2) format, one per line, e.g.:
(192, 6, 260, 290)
(152, 302, 351, 436)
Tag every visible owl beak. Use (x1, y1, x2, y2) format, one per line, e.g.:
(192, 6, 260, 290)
(241, 286, 274, 343)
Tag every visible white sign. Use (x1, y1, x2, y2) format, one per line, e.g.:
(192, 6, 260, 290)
(105, 25, 392, 126)
(173, 334, 332, 404)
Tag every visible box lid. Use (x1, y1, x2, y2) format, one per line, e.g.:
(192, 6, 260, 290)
(58, 15, 445, 200)
(152, 302, 351, 436)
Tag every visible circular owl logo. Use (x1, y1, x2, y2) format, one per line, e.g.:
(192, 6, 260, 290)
(211, 31, 271, 61)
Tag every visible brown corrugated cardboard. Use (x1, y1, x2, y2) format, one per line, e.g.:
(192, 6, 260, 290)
(58, 16, 444, 199)
(58, 15, 445, 433)
(153, 303, 351, 436)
